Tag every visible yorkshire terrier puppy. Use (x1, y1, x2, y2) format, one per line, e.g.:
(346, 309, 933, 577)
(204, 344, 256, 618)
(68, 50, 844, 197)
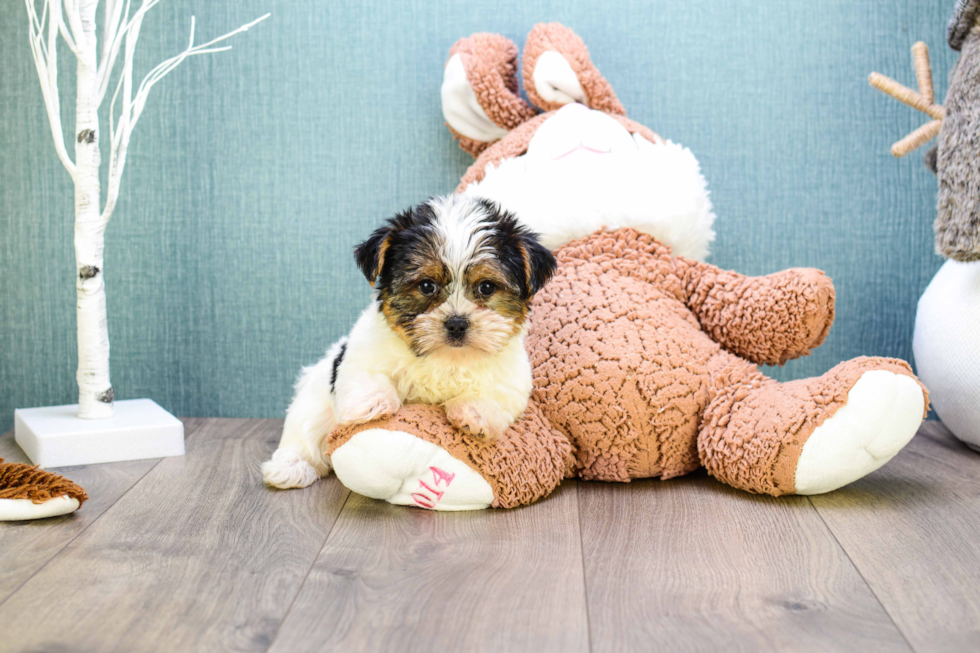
(262, 195, 556, 489)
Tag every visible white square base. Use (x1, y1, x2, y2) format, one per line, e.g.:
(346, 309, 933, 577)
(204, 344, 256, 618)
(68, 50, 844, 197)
(14, 399, 185, 468)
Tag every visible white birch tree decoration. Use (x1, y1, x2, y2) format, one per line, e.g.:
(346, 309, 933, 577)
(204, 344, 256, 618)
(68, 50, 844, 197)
(23, 1, 268, 421)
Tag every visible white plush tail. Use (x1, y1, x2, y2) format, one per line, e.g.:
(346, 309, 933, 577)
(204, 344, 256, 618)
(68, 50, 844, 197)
(262, 339, 346, 489)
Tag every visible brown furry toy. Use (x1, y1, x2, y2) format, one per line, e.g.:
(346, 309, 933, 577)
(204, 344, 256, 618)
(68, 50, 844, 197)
(0, 457, 88, 521)
(870, 1, 980, 449)
(265, 23, 930, 510)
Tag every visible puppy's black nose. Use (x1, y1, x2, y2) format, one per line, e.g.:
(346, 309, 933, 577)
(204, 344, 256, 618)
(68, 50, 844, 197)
(444, 315, 470, 341)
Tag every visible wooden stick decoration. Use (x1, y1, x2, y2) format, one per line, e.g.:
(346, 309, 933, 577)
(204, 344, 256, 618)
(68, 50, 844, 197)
(891, 119, 943, 156)
(912, 41, 934, 104)
(869, 42, 945, 157)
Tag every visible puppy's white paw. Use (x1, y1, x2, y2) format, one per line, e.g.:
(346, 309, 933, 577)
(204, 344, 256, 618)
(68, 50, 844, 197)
(337, 382, 401, 425)
(262, 447, 322, 489)
(444, 398, 511, 440)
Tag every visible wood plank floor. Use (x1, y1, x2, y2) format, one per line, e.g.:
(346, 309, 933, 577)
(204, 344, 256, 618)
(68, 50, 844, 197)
(1, 419, 977, 653)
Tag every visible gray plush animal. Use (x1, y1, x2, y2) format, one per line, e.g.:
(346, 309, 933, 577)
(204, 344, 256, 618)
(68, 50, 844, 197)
(870, 1, 980, 449)
(932, 0, 980, 260)
(871, 0, 980, 260)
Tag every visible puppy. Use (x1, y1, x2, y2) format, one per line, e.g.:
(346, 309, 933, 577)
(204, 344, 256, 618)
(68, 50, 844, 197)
(262, 195, 556, 489)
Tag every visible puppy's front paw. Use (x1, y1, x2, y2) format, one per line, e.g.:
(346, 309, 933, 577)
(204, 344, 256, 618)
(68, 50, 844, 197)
(444, 399, 510, 440)
(336, 382, 401, 425)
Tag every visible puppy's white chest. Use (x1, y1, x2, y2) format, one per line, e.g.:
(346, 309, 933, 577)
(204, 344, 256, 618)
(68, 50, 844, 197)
(395, 359, 487, 404)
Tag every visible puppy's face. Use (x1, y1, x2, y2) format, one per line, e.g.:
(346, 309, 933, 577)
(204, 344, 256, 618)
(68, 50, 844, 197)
(354, 196, 557, 356)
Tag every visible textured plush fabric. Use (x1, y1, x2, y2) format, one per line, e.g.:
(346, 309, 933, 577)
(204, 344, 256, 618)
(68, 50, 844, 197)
(948, 0, 980, 50)
(0, 2, 952, 433)
(521, 23, 626, 115)
(329, 402, 575, 509)
(528, 230, 720, 482)
(450, 27, 663, 194)
(936, 29, 980, 261)
(679, 264, 835, 366)
(529, 229, 870, 490)
(699, 356, 927, 495)
(916, 6, 980, 447)
(329, 228, 928, 506)
(0, 458, 88, 505)
(448, 33, 537, 143)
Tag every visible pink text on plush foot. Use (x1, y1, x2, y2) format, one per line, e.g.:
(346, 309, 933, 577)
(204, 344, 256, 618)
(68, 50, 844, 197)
(411, 466, 456, 509)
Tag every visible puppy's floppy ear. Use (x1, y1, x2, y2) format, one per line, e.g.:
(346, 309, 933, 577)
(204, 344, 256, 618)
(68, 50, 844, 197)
(519, 236, 557, 296)
(479, 198, 557, 298)
(354, 225, 393, 286)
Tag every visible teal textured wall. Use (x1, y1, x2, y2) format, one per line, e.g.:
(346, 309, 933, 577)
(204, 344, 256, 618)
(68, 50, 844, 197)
(0, 1, 953, 432)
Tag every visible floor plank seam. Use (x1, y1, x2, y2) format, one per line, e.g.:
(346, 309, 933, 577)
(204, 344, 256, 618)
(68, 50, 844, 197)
(575, 482, 595, 653)
(806, 496, 919, 653)
(265, 486, 353, 653)
(0, 456, 166, 611)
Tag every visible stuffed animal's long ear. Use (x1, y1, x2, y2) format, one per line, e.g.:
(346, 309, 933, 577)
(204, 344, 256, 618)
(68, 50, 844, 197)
(354, 224, 393, 286)
(948, 0, 980, 51)
(521, 23, 626, 116)
(442, 33, 538, 157)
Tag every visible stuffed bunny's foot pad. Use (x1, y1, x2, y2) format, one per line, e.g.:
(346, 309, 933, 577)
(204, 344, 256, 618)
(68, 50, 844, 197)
(795, 370, 925, 495)
(331, 429, 494, 510)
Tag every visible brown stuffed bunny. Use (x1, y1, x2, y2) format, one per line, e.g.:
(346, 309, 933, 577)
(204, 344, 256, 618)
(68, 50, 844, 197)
(265, 24, 929, 509)
(442, 24, 716, 260)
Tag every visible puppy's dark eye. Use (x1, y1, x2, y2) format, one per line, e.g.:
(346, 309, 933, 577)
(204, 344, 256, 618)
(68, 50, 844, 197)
(477, 280, 497, 297)
(418, 279, 438, 296)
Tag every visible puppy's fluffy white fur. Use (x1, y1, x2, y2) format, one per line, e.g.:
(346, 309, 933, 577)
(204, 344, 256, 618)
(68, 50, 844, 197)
(334, 305, 532, 428)
(263, 196, 547, 489)
(260, 339, 343, 489)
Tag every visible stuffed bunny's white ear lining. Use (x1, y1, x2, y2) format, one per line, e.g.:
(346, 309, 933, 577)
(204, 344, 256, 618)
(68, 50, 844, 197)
(533, 51, 587, 106)
(441, 54, 510, 142)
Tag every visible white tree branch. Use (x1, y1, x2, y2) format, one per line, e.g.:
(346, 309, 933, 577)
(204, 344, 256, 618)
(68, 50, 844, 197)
(46, 1, 61, 110)
(95, 0, 146, 105)
(102, 10, 270, 221)
(100, 0, 121, 63)
(47, 0, 79, 56)
(27, 0, 48, 57)
(57, 13, 80, 54)
(25, 0, 268, 416)
(96, 0, 127, 95)
(25, 0, 76, 177)
(60, 0, 85, 55)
